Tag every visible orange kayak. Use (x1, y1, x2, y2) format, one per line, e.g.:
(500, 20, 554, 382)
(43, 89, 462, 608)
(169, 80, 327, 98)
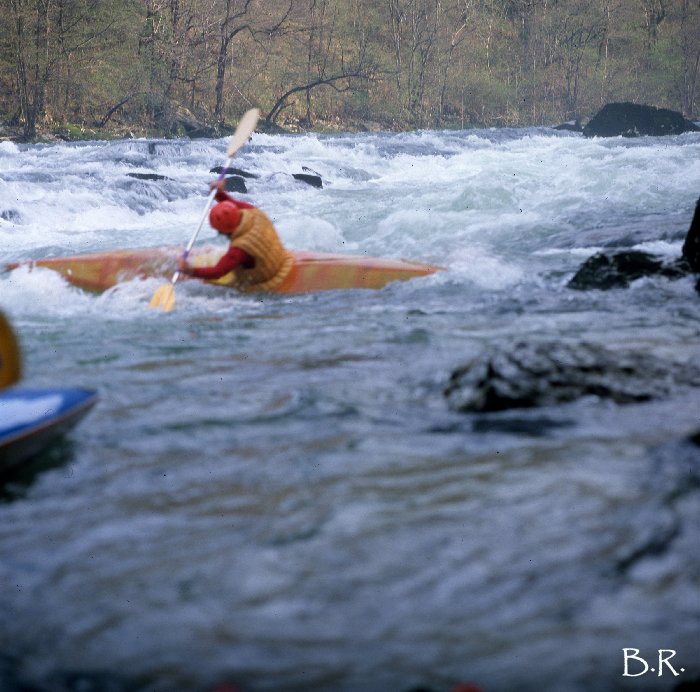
(6, 246, 441, 294)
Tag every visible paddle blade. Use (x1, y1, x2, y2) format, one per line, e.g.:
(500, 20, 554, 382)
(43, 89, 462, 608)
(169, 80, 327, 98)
(149, 283, 176, 312)
(226, 108, 260, 157)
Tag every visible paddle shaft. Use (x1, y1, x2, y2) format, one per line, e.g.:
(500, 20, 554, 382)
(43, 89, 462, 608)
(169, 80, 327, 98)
(167, 108, 260, 286)
(149, 108, 259, 311)
(167, 170, 226, 286)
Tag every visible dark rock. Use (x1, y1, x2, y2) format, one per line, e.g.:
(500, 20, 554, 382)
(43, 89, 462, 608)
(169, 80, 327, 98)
(568, 196, 700, 291)
(682, 196, 700, 272)
(292, 172, 323, 188)
(222, 175, 247, 194)
(553, 120, 583, 133)
(568, 251, 688, 290)
(210, 166, 259, 178)
(444, 341, 700, 413)
(211, 167, 324, 189)
(583, 102, 699, 138)
(125, 172, 170, 181)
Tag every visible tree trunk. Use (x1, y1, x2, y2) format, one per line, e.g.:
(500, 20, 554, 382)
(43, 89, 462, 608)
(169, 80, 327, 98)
(11, 0, 51, 140)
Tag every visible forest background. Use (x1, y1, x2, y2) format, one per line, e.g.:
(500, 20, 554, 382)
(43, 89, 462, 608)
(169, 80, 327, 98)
(2, 0, 699, 142)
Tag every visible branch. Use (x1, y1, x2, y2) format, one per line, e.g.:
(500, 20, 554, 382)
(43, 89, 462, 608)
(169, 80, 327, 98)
(266, 72, 367, 124)
(97, 95, 134, 127)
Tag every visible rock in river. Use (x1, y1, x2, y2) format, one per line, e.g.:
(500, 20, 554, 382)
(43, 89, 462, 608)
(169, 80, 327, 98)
(582, 102, 699, 138)
(444, 341, 700, 413)
(568, 196, 700, 291)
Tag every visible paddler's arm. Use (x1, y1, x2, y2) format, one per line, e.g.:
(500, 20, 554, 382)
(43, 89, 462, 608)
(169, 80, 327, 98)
(210, 179, 256, 209)
(178, 246, 255, 280)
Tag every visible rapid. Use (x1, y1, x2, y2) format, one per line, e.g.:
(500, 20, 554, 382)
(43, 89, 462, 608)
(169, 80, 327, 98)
(0, 126, 699, 692)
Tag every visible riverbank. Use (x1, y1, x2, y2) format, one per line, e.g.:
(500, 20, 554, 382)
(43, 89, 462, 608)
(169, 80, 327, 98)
(0, 113, 372, 144)
(0, 110, 493, 145)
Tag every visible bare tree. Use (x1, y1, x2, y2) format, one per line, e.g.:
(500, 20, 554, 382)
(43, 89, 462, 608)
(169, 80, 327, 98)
(212, 0, 294, 122)
(8, 0, 115, 139)
(676, 0, 700, 116)
(550, 0, 608, 119)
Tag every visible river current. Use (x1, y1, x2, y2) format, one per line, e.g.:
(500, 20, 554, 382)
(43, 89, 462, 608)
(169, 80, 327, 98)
(0, 127, 699, 692)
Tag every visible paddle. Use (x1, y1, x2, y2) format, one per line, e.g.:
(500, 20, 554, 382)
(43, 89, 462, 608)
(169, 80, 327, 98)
(149, 108, 260, 312)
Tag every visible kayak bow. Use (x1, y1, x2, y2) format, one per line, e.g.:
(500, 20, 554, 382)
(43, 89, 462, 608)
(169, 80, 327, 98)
(0, 387, 98, 472)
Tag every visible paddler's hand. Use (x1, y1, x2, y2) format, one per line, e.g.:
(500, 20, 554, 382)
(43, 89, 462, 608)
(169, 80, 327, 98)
(177, 256, 193, 275)
(209, 179, 226, 194)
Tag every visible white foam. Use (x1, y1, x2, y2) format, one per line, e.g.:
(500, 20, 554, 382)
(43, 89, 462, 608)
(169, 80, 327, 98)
(0, 141, 20, 156)
(1, 129, 699, 308)
(1, 265, 95, 316)
(276, 214, 353, 252)
(447, 245, 524, 289)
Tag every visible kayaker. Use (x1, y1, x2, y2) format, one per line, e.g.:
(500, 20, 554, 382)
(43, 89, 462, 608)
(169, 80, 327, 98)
(177, 180, 294, 291)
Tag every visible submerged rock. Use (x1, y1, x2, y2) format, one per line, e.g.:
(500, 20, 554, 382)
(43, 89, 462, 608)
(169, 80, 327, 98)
(444, 341, 700, 413)
(583, 102, 699, 138)
(125, 172, 170, 181)
(568, 196, 700, 291)
(568, 250, 688, 290)
(211, 165, 324, 189)
(553, 120, 583, 133)
(210, 166, 258, 178)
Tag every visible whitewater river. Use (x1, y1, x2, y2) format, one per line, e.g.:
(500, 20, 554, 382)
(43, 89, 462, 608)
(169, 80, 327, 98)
(0, 127, 699, 692)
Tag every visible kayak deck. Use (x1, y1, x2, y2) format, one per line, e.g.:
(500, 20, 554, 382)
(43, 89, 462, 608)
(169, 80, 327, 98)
(6, 247, 441, 294)
(0, 387, 98, 472)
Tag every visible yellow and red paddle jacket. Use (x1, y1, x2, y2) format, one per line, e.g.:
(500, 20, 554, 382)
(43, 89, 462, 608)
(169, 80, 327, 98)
(189, 190, 294, 291)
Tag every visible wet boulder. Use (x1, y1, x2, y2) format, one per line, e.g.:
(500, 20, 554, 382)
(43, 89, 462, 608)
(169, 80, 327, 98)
(568, 196, 700, 291)
(211, 165, 323, 191)
(210, 166, 259, 178)
(568, 250, 688, 290)
(292, 172, 323, 188)
(222, 175, 247, 193)
(682, 196, 700, 272)
(583, 102, 699, 138)
(444, 341, 700, 413)
(125, 172, 170, 181)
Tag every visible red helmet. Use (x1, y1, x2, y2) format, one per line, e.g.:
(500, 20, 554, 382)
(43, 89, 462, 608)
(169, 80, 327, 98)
(210, 201, 241, 233)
